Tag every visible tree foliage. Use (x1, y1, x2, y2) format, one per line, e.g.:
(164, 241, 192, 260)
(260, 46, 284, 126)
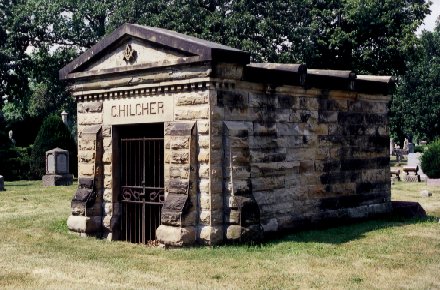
(421, 139, 440, 179)
(0, 0, 432, 147)
(390, 21, 440, 143)
(30, 114, 77, 178)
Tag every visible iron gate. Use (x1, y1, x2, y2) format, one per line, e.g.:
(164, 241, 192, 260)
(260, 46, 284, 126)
(120, 137, 164, 244)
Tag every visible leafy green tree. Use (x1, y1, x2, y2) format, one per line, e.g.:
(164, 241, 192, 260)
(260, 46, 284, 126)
(308, 0, 430, 74)
(0, 0, 432, 148)
(390, 21, 440, 143)
(30, 114, 77, 178)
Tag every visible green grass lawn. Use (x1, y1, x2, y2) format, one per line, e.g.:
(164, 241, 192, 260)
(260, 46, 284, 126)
(0, 180, 439, 289)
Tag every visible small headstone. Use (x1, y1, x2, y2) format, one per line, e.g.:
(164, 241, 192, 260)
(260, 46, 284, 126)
(408, 153, 427, 181)
(408, 143, 415, 153)
(390, 139, 395, 155)
(42, 147, 73, 186)
(420, 190, 432, 197)
(0, 175, 4, 191)
(403, 138, 409, 153)
(8, 130, 15, 146)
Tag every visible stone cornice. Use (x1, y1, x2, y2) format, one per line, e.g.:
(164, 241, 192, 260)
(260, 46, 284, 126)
(74, 78, 237, 102)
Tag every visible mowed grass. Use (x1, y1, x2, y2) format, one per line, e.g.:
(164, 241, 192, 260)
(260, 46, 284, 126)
(0, 180, 439, 289)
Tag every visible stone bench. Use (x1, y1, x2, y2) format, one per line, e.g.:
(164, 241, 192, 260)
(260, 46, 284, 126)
(390, 169, 400, 181)
(403, 166, 420, 182)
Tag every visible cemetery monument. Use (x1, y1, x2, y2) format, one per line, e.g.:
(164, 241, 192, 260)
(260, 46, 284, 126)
(61, 24, 394, 246)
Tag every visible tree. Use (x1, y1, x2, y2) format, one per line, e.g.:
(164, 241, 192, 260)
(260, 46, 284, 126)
(0, 0, 432, 148)
(390, 21, 440, 143)
(30, 114, 77, 178)
(308, 0, 430, 75)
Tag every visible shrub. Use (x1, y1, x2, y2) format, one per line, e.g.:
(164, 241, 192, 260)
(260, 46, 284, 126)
(30, 115, 77, 178)
(0, 146, 33, 180)
(414, 145, 426, 153)
(421, 139, 440, 179)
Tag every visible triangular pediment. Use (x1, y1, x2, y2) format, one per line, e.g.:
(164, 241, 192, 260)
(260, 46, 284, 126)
(83, 37, 194, 72)
(60, 24, 250, 80)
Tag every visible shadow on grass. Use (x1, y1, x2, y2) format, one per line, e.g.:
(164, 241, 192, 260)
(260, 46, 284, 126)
(3, 181, 35, 187)
(265, 215, 436, 245)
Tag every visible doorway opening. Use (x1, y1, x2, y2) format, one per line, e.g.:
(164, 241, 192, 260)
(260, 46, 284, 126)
(119, 123, 164, 244)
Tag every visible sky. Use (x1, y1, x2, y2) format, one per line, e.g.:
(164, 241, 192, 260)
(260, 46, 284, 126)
(417, 0, 440, 33)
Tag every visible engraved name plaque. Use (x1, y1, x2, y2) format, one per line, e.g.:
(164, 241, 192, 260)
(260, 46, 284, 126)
(103, 95, 174, 125)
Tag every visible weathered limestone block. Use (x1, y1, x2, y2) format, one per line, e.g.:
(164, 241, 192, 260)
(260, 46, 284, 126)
(319, 98, 348, 111)
(78, 139, 96, 151)
(252, 177, 285, 192)
(199, 226, 223, 245)
(78, 113, 103, 125)
(225, 224, 262, 242)
(79, 151, 95, 163)
(199, 194, 210, 210)
(169, 166, 190, 179)
(226, 225, 242, 240)
(78, 101, 103, 113)
(248, 92, 277, 108)
(71, 200, 102, 216)
(197, 120, 210, 134)
(175, 107, 209, 120)
(181, 210, 197, 226)
(298, 96, 320, 110)
(224, 149, 250, 165)
(102, 125, 111, 137)
(103, 137, 111, 149)
(199, 210, 211, 224)
(198, 151, 210, 164)
(318, 111, 338, 123)
(225, 209, 241, 224)
(104, 164, 112, 175)
(261, 218, 279, 232)
(176, 93, 209, 106)
(103, 175, 112, 189)
(224, 121, 252, 137)
(226, 179, 250, 195)
(210, 149, 223, 165)
(102, 214, 119, 230)
(199, 165, 210, 179)
(165, 151, 190, 164)
(224, 166, 251, 179)
(102, 152, 112, 163)
(79, 164, 95, 176)
(103, 189, 113, 202)
(67, 215, 101, 233)
(156, 225, 196, 247)
(224, 107, 251, 122)
(251, 148, 287, 163)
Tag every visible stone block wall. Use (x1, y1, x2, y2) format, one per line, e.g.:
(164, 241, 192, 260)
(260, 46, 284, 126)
(67, 101, 106, 236)
(213, 81, 391, 236)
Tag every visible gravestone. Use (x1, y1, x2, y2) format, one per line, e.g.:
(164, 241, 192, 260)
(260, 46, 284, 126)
(390, 139, 395, 155)
(408, 143, 415, 153)
(0, 175, 4, 191)
(42, 147, 74, 186)
(407, 153, 427, 181)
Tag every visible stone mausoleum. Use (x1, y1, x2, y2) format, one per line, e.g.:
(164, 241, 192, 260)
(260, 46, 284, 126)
(62, 24, 394, 246)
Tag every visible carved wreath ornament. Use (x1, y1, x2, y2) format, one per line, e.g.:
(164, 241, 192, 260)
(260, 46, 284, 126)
(123, 44, 136, 62)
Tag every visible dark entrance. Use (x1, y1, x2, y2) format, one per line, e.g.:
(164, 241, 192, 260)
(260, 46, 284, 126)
(119, 123, 164, 244)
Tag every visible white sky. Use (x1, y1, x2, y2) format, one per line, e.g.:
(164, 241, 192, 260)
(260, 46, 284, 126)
(418, 0, 440, 33)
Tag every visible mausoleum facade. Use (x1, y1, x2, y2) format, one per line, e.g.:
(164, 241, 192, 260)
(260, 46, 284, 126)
(62, 24, 393, 246)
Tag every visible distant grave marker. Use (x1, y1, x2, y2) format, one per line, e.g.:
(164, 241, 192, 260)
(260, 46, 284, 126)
(407, 153, 427, 181)
(42, 147, 73, 186)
